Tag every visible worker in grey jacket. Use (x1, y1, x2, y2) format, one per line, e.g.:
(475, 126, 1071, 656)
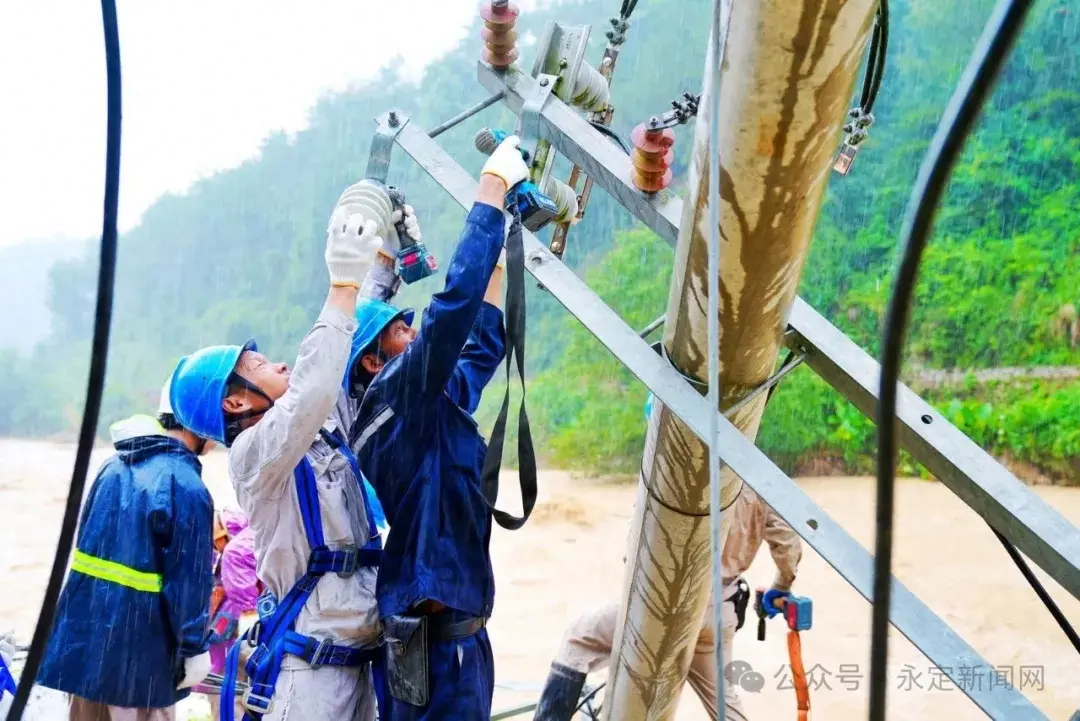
(534, 484, 803, 721)
(170, 180, 418, 721)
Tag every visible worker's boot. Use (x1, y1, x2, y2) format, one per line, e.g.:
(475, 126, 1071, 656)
(533, 662, 588, 721)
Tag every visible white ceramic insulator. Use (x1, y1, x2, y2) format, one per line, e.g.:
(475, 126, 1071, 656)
(543, 176, 579, 224)
(332, 180, 394, 240)
(571, 63, 611, 112)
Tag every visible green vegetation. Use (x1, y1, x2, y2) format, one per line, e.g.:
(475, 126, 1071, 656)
(1, 0, 1076, 482)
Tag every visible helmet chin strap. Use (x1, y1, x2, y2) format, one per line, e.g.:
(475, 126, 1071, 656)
(224, 372, 277, 443)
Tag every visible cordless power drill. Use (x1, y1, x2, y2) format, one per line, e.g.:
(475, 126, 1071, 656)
(386, 185, 438, 284)
(473, 127, 558, 232)
(755, 588, 813, 641)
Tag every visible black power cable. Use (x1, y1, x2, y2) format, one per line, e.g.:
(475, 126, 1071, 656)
(869, 1, 1034, 719)
(6, 1, 122, 718)
(861, 0, 889, 115)
(589, 120, 632, 155)
(991, 527, 1080, 654)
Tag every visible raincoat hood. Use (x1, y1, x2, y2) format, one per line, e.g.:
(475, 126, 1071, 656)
(109, 414, 165, 445)
(217, 506, 249, 538)
(114, 433, 200, 470)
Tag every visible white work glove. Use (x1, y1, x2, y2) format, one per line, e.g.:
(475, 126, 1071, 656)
(325, 210, 385, 289)
(380, 203, 423, 257)
(481, 134, 530, 191)
(176, 651, 211, 690)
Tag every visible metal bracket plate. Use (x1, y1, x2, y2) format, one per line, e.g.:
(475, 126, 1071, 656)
(384, 116, 1050, 719)
(517, 73, 558, 185)
(365, 110, 410, 184)
(530, 22, 591, 105)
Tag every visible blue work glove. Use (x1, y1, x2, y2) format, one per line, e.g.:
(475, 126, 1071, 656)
(762, 588, 791, 618)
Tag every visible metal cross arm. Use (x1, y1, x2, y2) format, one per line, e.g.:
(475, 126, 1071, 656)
(478, 63, 1080, 601)
(382, 110, 1047, 719)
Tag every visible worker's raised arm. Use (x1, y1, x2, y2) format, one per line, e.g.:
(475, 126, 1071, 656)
(763, 503, 803, 592)
(445, 259, 507, 414)
(385, 136, 527, 404)
(230, 204, 386, 496)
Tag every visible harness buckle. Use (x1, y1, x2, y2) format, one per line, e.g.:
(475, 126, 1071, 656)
(242, 689, 275, 715)
(306, 637, 335, 669)
(336, 544, 360, 578)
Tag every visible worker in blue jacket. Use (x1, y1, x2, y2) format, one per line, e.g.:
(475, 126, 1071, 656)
(345, 134, 529, 719)
(38, 378, 215, 720)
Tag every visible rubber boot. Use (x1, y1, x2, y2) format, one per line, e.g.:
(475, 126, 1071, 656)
(533, 662, 588, 721)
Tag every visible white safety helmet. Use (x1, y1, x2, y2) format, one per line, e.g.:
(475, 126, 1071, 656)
(158, 377, 174, 416)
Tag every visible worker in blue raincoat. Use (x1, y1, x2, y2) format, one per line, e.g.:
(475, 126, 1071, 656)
(38, 379, 216, 721)
(345, 134, 529, 719)
(169, 180, 406, 721)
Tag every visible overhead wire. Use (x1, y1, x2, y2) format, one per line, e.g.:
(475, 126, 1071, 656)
(6, 1, 123, 718)
(991, 528, 1080, 654)
(706, 0, 729, 719)
(869, 0, 1034, 719)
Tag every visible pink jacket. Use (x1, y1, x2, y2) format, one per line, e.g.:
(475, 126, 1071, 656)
(216, 508, 259, 619)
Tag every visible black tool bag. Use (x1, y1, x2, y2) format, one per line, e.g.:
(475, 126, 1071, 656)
(479, 205, 538, 531)
(383, 615, 430, 706)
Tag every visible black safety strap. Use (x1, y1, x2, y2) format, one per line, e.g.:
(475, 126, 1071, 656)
(479, 205, 537, 531)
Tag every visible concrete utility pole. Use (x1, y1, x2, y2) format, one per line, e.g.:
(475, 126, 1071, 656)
(603, 0, 878, 718)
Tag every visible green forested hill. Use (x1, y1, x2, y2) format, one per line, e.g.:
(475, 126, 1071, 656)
(2, 0, 1076, 480)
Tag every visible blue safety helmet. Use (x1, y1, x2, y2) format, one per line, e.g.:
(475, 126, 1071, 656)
(170, 339, 259, 445)
(344, 299, 415, 394)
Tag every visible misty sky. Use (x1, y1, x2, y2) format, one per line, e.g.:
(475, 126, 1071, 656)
(0, 1, 543, 248)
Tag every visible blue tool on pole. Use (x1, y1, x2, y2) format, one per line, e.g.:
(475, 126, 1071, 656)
(473, 127, 559, 232)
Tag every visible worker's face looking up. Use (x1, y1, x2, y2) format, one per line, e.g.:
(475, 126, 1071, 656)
(221, 350, 290, 418)
(360, 319, 416, 376)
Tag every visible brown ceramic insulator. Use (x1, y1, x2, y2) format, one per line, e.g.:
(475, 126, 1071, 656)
(630, 123, 675, 193)
(480, 2, 520, 69)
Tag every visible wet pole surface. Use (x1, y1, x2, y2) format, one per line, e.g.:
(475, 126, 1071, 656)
(603, 1, 878, 718)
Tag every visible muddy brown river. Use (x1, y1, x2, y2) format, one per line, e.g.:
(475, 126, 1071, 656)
(1, 439, 1078, 719)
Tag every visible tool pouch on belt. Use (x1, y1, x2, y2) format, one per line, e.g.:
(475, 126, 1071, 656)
(384, 615, 429, 707)
(733, 578, 751, 631)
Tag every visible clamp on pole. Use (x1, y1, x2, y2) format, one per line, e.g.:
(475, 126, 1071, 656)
(366, 110, 410, 184)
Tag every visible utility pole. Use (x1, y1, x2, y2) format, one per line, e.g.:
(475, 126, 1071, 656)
(603, 1, 878, 717)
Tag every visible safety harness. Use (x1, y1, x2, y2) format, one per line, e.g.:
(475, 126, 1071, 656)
(219, 429, 385, 721)
(755, 588, 813, 721)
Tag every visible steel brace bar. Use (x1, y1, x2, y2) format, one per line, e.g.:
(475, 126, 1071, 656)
(476, 62, 1080, 602)
(382, 110, 1047, 719)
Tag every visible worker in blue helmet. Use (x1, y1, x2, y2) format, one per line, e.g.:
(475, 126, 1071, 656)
(169, 180, 411, 721)
(37, 376, 215, 719)
(345, 135, 529, 720)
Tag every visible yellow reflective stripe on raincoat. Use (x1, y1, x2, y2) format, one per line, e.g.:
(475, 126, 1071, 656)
(71, 550, 163, 593)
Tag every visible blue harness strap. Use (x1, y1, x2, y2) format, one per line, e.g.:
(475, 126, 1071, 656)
(0, 652, 16, 696)
(219, 445, 383, 721)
